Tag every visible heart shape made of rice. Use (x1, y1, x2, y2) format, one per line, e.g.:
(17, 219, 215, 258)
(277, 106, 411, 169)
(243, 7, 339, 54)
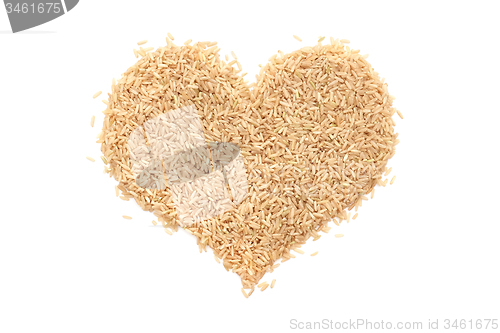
(97, 37, 399, 292)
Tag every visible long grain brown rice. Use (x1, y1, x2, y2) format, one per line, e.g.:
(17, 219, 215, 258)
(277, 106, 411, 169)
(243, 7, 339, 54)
(97, 37, 400, 294)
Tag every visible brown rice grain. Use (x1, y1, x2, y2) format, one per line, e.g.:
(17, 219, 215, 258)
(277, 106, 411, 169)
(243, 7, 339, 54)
(123, 215, 132, 220)
(86, 156, 95, 162)
(92, 91, 102, 99)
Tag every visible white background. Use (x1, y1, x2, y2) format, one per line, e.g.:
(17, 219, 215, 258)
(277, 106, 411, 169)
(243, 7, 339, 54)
(1, 1, 499, 332)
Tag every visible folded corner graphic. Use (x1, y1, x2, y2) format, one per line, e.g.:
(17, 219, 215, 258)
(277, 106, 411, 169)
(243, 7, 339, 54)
(128, 105, 249, 227)
(4, 0, 79, 33)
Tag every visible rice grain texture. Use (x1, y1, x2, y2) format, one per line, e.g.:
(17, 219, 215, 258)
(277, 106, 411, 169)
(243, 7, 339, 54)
(97, 38, 399, 292)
